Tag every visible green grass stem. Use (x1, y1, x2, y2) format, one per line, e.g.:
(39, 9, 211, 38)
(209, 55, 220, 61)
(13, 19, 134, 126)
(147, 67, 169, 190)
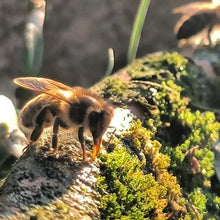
(127, 0, 151, 64)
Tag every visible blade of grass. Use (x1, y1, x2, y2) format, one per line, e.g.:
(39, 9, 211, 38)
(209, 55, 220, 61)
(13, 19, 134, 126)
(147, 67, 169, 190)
(104, 48, 115, 77)
(127, 0, 151, 64)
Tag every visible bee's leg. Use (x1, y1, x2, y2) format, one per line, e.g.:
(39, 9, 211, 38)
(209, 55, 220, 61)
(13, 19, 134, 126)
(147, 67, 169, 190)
(22, 142, 33, 152)
(107, 126, 116, 143)
(207, 24, 214, 46)
(78, 127, 86, 161)
(51, 117, 60, 152)
(31, 106, 50, 141)
(30, 124, 44, 142)
(24, 107, 49, 152)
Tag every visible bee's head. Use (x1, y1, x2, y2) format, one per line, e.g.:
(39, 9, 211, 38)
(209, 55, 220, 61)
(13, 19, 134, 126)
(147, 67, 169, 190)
(88, 104, 114, 158)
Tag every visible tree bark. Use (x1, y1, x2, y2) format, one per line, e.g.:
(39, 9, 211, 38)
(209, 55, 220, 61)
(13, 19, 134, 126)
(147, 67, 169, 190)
(0, 131, 100, 220)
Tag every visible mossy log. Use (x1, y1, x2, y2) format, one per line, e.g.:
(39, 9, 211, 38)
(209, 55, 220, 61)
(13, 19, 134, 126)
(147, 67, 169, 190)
(0, 52, 220, 219)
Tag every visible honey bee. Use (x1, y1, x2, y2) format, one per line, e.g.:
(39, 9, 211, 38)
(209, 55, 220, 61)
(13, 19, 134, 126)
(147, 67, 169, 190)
(14, 77, 114, 161)
(173, 0, 220, 45)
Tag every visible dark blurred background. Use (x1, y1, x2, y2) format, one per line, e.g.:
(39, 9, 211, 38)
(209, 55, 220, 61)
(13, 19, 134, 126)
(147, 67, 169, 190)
(0, 0, 204, 101)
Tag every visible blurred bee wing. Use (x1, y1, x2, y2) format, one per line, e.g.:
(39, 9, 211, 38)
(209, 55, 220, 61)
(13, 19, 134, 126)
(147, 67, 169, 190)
(176, 12, 218, 39)
(172, 2, 213, 15)
(174, 15, 190, 34)
(14, 77, 74, 103)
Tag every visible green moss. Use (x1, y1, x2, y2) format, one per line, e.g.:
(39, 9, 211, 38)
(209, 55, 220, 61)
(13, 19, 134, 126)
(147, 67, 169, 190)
(103, 77, 129, 97)
(9, 199, 79, 220)
(98, 52, 220, 219)
(126, 51, 220, 116)
(98, 121, 186, 219)
(128, 52, 187, 81)
(93, 77, 130, 104)
(188, 188, 207, 219)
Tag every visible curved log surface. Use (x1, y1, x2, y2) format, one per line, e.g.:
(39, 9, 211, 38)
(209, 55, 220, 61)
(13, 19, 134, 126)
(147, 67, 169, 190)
(0, 132, 100, 220)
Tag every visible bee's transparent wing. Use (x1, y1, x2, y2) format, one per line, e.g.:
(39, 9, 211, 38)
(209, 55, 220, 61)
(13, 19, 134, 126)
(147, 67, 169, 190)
(14, 77, 75, 103)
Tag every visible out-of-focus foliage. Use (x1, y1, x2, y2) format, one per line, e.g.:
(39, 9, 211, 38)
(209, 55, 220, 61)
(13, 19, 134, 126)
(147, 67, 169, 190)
(16, 0, 46, 109)
(22, 0, 45, 76)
